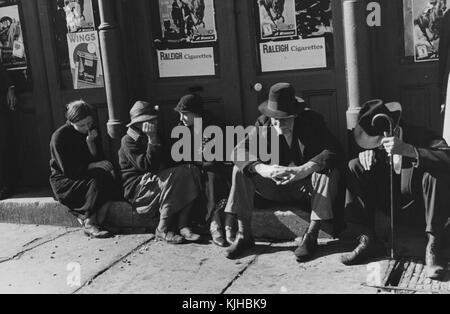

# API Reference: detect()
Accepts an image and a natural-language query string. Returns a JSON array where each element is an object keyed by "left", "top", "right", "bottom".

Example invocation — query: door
[
  {"left": 375, "top": 0, "right": 442, "bottom": 134},
  {"left": 235, "top": 0, "right": 349, "bottom": 146},
  {"left": 131, "top": 0, "right": 244, "bottom": 141},
  {"left": 0, "top": 0, "right": 54, "bottom": 189}
]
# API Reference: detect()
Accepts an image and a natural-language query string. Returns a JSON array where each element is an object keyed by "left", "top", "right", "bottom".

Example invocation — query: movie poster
[
  {"left": 405, "top": 0, "right": 448, "bottom": 62},
  {"left": 67, "top": 31, "right": 104, "bottom": 89},
  {"left": 63, "top": 0, "right": 95, "bottom": 33},
  {"left": 0, "top": 4, "right": 26, "bottom": 70},
  {"left": 258, "top": 0, "right": 297, "bottom": 40},
  {"left": 158, "top": 0, "right": 217, "bottom": 44}
]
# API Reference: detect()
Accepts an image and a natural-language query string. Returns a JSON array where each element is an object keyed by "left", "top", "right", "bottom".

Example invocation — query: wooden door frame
[{"left": 234, "top": 0, "right": 349, "bottom": 148}]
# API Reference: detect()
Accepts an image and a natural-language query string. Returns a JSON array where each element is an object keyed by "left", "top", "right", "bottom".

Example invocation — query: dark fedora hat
[
  {"left": 354, "top": 99, "right": 402, "bottom": 150},
  {"left": 127, "top": 101, "right": 159, "bottom": 128},
  {"left": 174, "top": 94, "right": 204, "bottom": 115},
  {"left": 259, "top": 83, "right": 305, "bottom": 119}
]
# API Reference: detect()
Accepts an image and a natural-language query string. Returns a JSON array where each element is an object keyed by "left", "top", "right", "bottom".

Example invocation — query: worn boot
[
  {"left": 210, "top": 213, "right": 227, "bottom": 247},
  {"left": 295, "top": 232, "right": 319, "bottom": 263},
  {"left": 341, "top": 234, "right": 385, "bottom": 266},
  {"left": 426, "top": 234, "right": 446, "bottom": 280},
  {"left": 225, "top": 214, "right": 237, "bottom": 246},
  {"left": 225, "top": 233, "right": 255, "bottom": 260}
]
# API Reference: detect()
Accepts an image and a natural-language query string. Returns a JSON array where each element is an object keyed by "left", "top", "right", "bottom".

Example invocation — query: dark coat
[
  {"left": 49, "top": 124, "right": 118, "bottom": 219},
  {"left": 118, "top": 128, "right": 165, "bottom": 202},
  {"left": 233, "top": 108, "right": 342, "bottom": 175},
  {"left": 439, "top": 10, "right": 450, "bottom": 104},
  {"left": 400, "top": 125, "right": 450, "bottom": 192},
  {"left": 0, "top": 63, "right": 11, "bottom": 112}
]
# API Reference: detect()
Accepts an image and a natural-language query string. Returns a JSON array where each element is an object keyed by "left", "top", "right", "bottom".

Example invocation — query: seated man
[
  {"left": 342, "top": 100, "right": 450, "bottom": 280},
  {"left": 224, "top": 83, "right": 342, "bottom": 261}
]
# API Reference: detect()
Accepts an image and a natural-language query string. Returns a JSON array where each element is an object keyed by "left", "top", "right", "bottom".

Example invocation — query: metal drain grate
[{"left": 365, "top": 259, "right": 450, "bottom": 294}]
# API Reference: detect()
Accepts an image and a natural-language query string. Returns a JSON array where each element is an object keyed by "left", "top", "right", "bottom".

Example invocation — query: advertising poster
[
  {"left": 296, "top": 0, "right": 333, "bottom": 38},
  {"left": 157, "top": 47, "right": 215, "bottom": 77},
  {"left": 408, "top": 0, "right": 448, "bottom": 62},
  {"left": 0, "top": 4, "right": 26, "bottom": 70},
  {"left": 67, "top": 31, "right": 104, "bottom": 89},
  {"left": 63, "top": 0, "right": 95, "bottom": 33},
  {"left": 158, "top": 0, "right": 217, "bottom": 44},
  {"left": 260, "top": 37, "right": 327, "bottom": 72},
  {"left": 258, "top": 0, "right": 297, "bottom": 40}
]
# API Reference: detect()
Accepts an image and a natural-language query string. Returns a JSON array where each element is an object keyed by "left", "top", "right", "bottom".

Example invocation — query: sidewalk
[{"left": 0, "top": 223, "right": 376, "bottom": 294}]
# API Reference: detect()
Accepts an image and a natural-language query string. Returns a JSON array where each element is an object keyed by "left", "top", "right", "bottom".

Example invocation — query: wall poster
[
  {"left": 67, "top": 31, "right": 104, "bottom": 89},
  {"left": 158, "top": 0, "right": 217, "bottom": 44},
  {"left": 157, "top": 47, "right": 215, "bottom": 78},
  {"left": 0, "top": 3, "right": 27, "bottom": 70},
  {"left": 404, "top": 0, "right": 449, "bottom": 62},
  {"left": 257, "top": 0, "right": 333, "bottom": 73},
  {"left": 64, "top": 0, "right": 96, "bottom": 33}
]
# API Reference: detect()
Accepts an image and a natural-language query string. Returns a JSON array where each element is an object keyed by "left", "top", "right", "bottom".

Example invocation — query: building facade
[{"left": 3, "top": 0, "right": 443, "bottom": 190}]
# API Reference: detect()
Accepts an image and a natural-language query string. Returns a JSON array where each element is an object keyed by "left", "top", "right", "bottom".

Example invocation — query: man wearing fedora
[
  {"left": 119, "top": 101, "right": 203, "bottom": 245},
  {"left": 224, "top": 83, "right": 342, "bottom": 261},
  {"left": 342, "top": 100, "right": 450, "bottom": 280}
]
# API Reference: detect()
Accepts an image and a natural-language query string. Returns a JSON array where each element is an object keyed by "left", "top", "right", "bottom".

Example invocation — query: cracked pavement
[{"left": 0, "top": 223, "right": 376, "bottom": 294}]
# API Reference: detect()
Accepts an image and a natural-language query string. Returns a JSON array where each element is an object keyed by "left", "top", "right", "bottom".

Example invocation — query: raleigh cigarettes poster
[
  {"left": 0, "top": 5, "right": 27, "bottom": 70},
  {"left": 158, "top": 0, "right": 217, "bottom": 43},
  {"left": 67, "top": 31, "right": 104, "bottom": 89},
  {"left": 258, "top": 0, "right": 297, "bottom": 40},
  {"left": 157, "top": 47, "right": 215, "bottom": 77},
  {"left": 260, "top": 37, "right": 326, "bottom": 72},
  {"left": 407, "top": 0, "right": 448, "bottom": 62},
  {"left": 64, "top": 0, "right": 95, "bottom": 33}
]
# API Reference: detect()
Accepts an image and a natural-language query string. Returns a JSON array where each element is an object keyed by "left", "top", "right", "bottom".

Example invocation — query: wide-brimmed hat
[
  {"left": 259, "top": 83, "right": 305, "bottom": 119},
  {"left": 354, "top": 99, "right": 402, "bottom": 150},
  {"left": 126, "top": 101, "right": 159, "bottom": 128},
  {"left": 174, "top": 94, "right": 204, "bottom": 115}
]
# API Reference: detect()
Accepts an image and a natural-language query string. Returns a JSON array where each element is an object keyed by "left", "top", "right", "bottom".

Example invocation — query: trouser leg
[
  {"left": 346, "top": 158, "right": 391, "bottom": 230},
  {"left": 422, "top": 172, "right": 450, "bottom": 236},
  {"left": 309, "top": 169, "right": 340, "bottom": 221}
]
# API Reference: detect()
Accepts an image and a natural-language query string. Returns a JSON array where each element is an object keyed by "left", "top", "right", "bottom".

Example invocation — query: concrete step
[{"left": 0, "top": 197, "right": 335, "bottom": 241}]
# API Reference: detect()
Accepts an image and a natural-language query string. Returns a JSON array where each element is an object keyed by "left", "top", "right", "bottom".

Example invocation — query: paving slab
[
  {"left": 224, "top": 241, "right": 378, "bottom": 294},
  {"left": 0, "top": 231, "right": 154, "bottom": 294},
  {"left": 78, "top": 241, "right": 262, "bottom": 294},
  {"left": 0, "top": 224, "right": 74, "bottom": 262}
]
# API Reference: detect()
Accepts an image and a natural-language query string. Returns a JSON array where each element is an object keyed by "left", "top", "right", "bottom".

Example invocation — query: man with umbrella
[{"left": 342, "top": 100, "right": 450, "bottom": 280}]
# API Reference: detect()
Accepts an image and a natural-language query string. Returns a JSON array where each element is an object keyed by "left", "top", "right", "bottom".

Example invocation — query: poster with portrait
[
  {"left": 158, "top": 0, "right": 217, "bottom": 44},
  {"left": 404, "top": 0, "right": 448, "bottom": 62},
  {"left": 63, "top": 0, "right": 95, "bottom": 33},
  {"left": 0, "top": 4, "right": 27, "bottom": 70},
  {"left": 67, "top": 31, "right": 104, "bottom": 89},
  {"left": 258, "top": 0, "right": 297, "bottom": 40}
]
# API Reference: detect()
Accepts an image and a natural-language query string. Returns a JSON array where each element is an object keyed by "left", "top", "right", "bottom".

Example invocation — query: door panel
[
  {"left": 376, "top": 0, "right": 442, "bottom": 133},
  {"left": 235, "top": 0, "right": 348, "bottom": 146},
  {"left": 141, "top": 0, "right": 243, "bottom": 139}
]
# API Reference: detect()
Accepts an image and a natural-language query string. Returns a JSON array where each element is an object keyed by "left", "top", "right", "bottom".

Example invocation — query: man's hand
[
  {"left": 381, "top": 137, "right": 416, "bottom": 158},
  {"left": 7, "top": 86, "right": 17, "bottom": 111},
  {"left": 142, "top": 121, "right": 159, "bottom": 144},
  {"left": 86, "top": 129, "right": 98, "bottom": 143},
  {"left": 359, "top": 150, "right": 376, "bottom": 171},
  {"left": 276, "top": 162, "right": 320, "bottom": 186},
  {"left": 254, "top": 164, "right": 290, "bottom": 182},
  {"left": 89, "top": 160, "right": 114, "bottom": 172}
]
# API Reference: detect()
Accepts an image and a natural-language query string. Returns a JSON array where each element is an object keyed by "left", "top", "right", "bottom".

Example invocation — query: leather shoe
[
  {"left": 156, "top": 229, "right": 185, "bottom": 245},
  {"left": 225, "top": 236, "right": 255, "bottom": 260},
  {"left": 341, "top": 234, "right": 385, "bottom": 266},
  {"left": 210, "top": 222, "right": 227, "bottom": 247},
  {"left": 426, "top": 236, "right": 446, "bottom": 280},
  {"left": 225, "top": 226, "right": 237, "bottom": 246},
  {"left": 180, "top": 227, "right": 202, "bottom": 243},
  {"left": 295, "top": 233, "right": 319, "bottom": 263},
  {"left": 83, "top": 224, "right": 113, "bottom": 239}
]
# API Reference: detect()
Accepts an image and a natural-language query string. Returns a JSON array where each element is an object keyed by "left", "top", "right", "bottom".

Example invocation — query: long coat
[{"left": 49, "top": 124, "right": 118, "bottom": 220}]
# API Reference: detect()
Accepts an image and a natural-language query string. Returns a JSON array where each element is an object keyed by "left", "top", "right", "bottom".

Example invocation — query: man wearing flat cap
[
  {"left": 224, "top": 83, "right": 342, "bottom": 261},
  {"left": 342, "top": 100, "right": 450, "bottom": 280}
]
